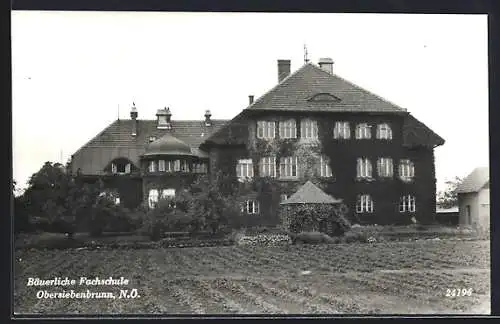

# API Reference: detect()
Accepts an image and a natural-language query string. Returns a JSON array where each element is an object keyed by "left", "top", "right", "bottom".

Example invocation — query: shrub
[
  {"left": 289, "top": 231, "right": 335, "bottom": 245},
  {"left": 236, "top": 233, "right": 291, "bottom": 246},
  {"left": 341, "top": 231, "right": 371, "bottom": 244}
]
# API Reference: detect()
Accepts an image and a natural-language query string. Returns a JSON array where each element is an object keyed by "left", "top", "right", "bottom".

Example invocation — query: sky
[{"left": 11, "top": 11, "right": 489, "bottom": 193}]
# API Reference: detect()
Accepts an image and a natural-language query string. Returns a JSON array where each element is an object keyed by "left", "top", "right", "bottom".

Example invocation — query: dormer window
[
  {"left": 307, "top": 93, "right": 341, "bottom": 102},
  {"left": 110, "top": 159, "right": 132, "bottom": 174},
  {"left": 156, "top": 107, "right": 172, "bottom": 130}
]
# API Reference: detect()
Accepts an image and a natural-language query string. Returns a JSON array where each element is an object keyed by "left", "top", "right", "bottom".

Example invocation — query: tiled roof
[
  {"left": 246, "top": 62, "right": 408, "bottom": 113},
  {"left": 71, "top": 119, "right": 228, "bottom": 175},
  {"left": 281, "top": 181, "right": 342, "bottom": 205},
  {"left": 402, "top": 114, "right": 445, "bottom": 148},
  {"left": 456, "top": 167, "right": 489, "bottom": 194}
]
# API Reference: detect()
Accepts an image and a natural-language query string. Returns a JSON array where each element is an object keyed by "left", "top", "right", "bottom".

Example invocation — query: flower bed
[{"left": 236, "top": 233, "right": 292, "bottom": 247}]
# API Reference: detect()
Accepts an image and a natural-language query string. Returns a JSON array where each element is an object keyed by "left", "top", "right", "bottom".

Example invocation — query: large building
[{"left": 70, "top": 57, "right": 445, "bottom": 225}]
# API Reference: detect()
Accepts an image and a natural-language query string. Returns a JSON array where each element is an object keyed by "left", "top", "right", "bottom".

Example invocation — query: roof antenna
[{"left": 304, "top": 44, "right": 309, "bottom": 64}]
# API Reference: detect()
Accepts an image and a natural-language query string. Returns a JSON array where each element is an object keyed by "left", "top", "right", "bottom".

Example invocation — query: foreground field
[{"left": 14, "top": 240, "right": 490, "bottom": 315}]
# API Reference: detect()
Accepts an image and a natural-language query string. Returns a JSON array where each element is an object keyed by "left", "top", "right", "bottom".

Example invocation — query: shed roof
[{"left": 280, "top": 180, "right": 342, "bottom": 205}]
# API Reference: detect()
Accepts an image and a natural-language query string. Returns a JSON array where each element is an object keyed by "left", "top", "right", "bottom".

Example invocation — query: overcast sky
[{"left": 11, "top": 11, "right": 488, "bottom": 192}]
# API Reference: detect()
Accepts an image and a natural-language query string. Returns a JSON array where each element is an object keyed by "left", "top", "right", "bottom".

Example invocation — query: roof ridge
[
  {"left": 309, "top": 63, "right": 408, "bottom": 113},
  {"left": 135, "top": 119, "right": 230, "bottom": 122},
  {"left": 245, "top": 62, "right": 313, "bottom": 111}
]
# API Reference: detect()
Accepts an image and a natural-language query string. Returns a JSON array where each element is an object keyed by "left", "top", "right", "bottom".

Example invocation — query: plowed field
[{"left": 13, "top": 240, "right": 490, "bottom": 315}]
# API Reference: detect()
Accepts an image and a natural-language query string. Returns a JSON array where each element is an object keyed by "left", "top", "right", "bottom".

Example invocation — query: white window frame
[
  {"left": 334, "top": 121, "right": 351, "bottom": 139},
  {"left": 111, "top": 163, "right": 117, "bottom": 174},
  {"left": 356, "top": 194, "right": 374, "bottom": 213},
  {"left": 125, "top": 163, "right": 131, "bottom": 174},
  {"left": 174, "top": 160, "right": 181, "bottom": 172},
  {"left": 319, "top": 156, "right": 333, "bottom": 178},
  {"left": 279, "top": 119, "right": 297, "bottom": 139},
  {"left": 377, "top": 157, "right": 393, "bottom": 178},
  {"left": 399, "top": 159, "right": 415, "bottom": 181},
  {"left": 376, "top": 123, "right": 393, "bottom": 140},
  {"left": 279, "top": 156, "right": 298, "bottom": 178},
  {"left": 260, "top": 156, "right": 276, "bottom": 178},
  {"left": 242, "top": 200, "right": 260, "bottom": 214},
  {"left": 300, "top": 119, "right": 318, "bottom": 139},
  {"left": 158, "top": 160, "right": 166, "bottom": 172},
  {"left": 357, "top": 158, "right": 372, "bottom": 179},
  {"left": 114, "top": 197, "right": 120, "bottom": 205},
  {"left": 355, "top": 123, "right": 371, "bottom": 139},
  {"left": 148, "top": 189, "right": 159, "bottom": 209},
  {"left": 148, "top": 161, "right": 156, "bottom": 173},
  {"left": 236, "top": 159, "right": 254, "bottom": 180},
  {"left": 399, "top": 195, "right": 416, "bottom": 213},
  {"left": 257, "top": 121, "right": 276, "bottom": 139}
]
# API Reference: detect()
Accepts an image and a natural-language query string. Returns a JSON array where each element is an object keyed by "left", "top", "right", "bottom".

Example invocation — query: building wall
[
  {"left": 458, "top": 192, "right": 478, "bottom": 226},
  {"left": 207, "top": 111, "right": 438, "bottom": 226},
  {"left": 477, "top": 187, "right": 490, "bottom": 231}
]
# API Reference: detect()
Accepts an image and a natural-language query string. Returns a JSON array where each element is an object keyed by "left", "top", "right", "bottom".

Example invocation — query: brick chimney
[
  {"left": 277, "top": 59, "right": 291, "bottom": 83},
  {"left": 156, "top": 107, "right": 172, "bottom": 130},
  {"left": 204, "top": 109, "right": 212, "bottom": 126},
  {"left": 130, "top": 102, "right": 138, "bottom": 136},
  {"left": 249, "top": 95, "right": 254, "bottom": 105},
  {"left": 318, "top": 58, "right": 334, "bottom": 74}
]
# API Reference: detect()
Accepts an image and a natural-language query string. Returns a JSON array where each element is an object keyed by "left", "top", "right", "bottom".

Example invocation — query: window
[
  {"left": 158, "top": 160, "right": 166, "bottom": 172},
  {"left": 114, "top": 197, "right": 120, "bottom": 205},
  {"left": 260, "top": 157, "right": 276, "bottom": 177},
  {"left": 242, "top": 200, "right": 260, "bottom": 214},
  {"left": 180, "top": 160, "right": 189, "bottom": 172},
  {"left": 376, "top": 123, "right": 392, "bottom": 140},
  {"left": 399, "top": 159, "right": 415, "bottom": 181},
  {"left": 149, "top": 136, "right": 157, "bottom": 143},
  {"left": 165, "top": 160, "right": 173, "bottom": 172},
  {"left": 356, "top": 194, "right": 374, "bottom": 213},
  {"left": 334, "top": 122, "right": 350, "bottom": 139},
  {"left": 193, "top": 162, "right": 207, "bottom": 174},
  {"left": 399, "top": 195, "right": 416, "bottom": 213},
  {"left": 280, "top": 194, "right": 288, "bottom": 202},
  {"left": 148, "top": 161, "right": 157, "bottom": 173},
  {"left": 257, "top": 121, "right": 275, "bottom": 139},
  {"left": 357, "top": 158, "right": 372, "bottom": 179},
  {"left": 355, "top": 123, "right": 371, "bottom": 139},
  {"left": 236, "top": 159, "right": 253, "bottom": 180},
  {"left": 319, "top": 156, "right": 333, "bottom": 177},
  {"left": 161, "top": 188, "right": 176, "bottom": 199},
  {"left": 300, "top": 119, "right": 318, "bottom": 139},
  {"left": 161, "top": 188, "right": 176, "bottom": 208},
  {"left": 111, "top": 162, "right": 131, "bottom": 174},
  {"left": 279, "top": 119, "right": 297, "bottom": 139},
  {"left": 174, "top": 160, "right": 181, "bottom": 172},
  {"left": 148, "top": 189, "right": 159, "bottom": 209},
  {"left": 377, "top": 158, "right": 393, "bottom": 178},
  {"left": 280, "top": 156, "right": 298, "bottom": 178}
]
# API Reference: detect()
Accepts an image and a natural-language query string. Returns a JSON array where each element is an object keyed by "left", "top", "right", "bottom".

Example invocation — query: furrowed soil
[{"left": 13, "top": 240, "right": 490, "bottom": 315}]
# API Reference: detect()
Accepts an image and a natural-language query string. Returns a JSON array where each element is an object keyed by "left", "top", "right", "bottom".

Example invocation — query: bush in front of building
[{"left": 282, "top": 203, "right": 351, "bottom": 237}]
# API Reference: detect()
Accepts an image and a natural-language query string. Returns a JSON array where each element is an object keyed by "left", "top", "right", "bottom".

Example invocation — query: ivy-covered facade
[{"left": 69, "top": 57, "right": 444, "bottom": 226}]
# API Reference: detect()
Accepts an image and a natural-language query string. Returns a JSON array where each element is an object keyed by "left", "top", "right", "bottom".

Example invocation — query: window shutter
[
  {"left": 125, "top": 163, "right": 131, "bottom": 173},
  {"left": 255, "top": 201, "right": 260, "bottom": 214},
  {"left": 367, "top": 159, "right": 372, "bottom": 177}
]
